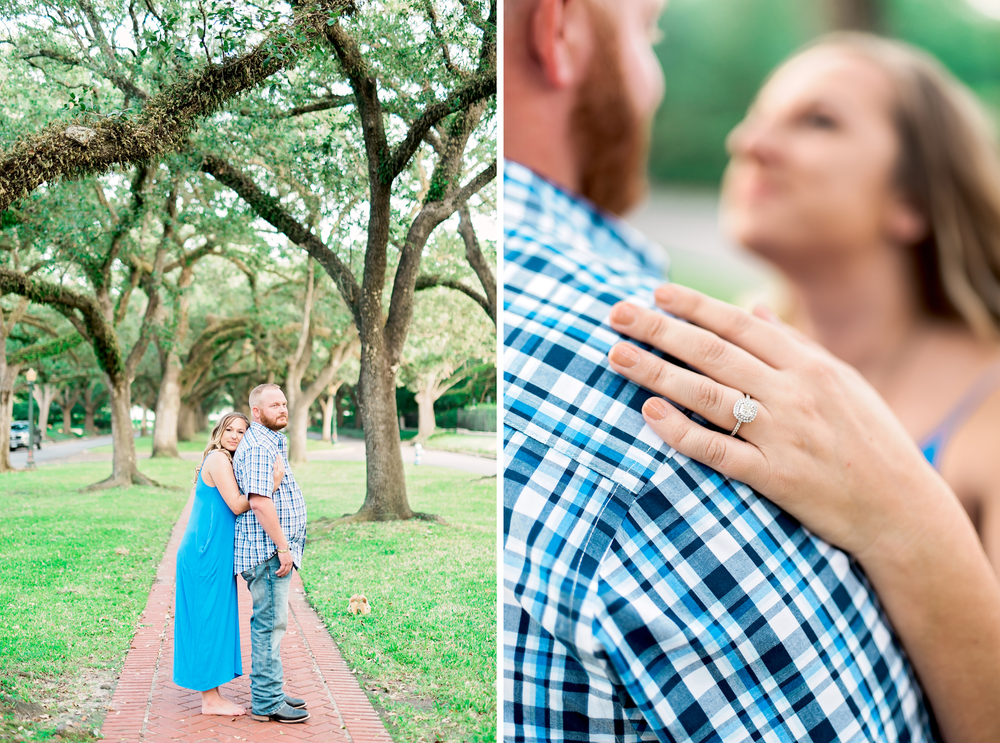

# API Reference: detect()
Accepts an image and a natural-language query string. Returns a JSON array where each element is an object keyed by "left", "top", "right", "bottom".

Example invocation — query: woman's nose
[{"left": 727, "top": 115, "right": 781, "bottom": 163}]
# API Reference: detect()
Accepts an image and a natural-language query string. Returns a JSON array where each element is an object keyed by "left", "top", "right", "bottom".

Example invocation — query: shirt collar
[
  {"left": 249, "top": 421, "right": 286, "bottom": 449},
  {"left": 503, "top": 159, "right": 669, "bottom": 278}
]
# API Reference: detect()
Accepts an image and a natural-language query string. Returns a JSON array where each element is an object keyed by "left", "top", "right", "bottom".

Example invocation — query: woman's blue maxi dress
[{"left": 173, "top": 462, "right": 242, "bottom": 690}]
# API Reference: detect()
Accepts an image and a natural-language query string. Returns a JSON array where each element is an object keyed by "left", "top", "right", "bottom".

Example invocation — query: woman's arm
[
  {"left": 273, "top": 456, "right": 284, "bottom": 492},
  {"left": 606, "top": 283, "right": 1000, "bottom": 743},
  {"left": 204, "top": 452, "right": 252, "bottom": 515}
]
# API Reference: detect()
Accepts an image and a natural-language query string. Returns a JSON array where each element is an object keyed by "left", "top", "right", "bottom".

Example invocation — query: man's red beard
[
  {"left": 259, "top": 409, "right": 287, "bottom": 432},
  {"left": 570, "top": 2, "right": 649, "bottom": 216}
]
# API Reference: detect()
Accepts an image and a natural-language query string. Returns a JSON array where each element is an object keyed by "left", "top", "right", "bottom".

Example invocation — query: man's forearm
[{"left": 249, "top": 495, "right": 289, "bottom": 550}]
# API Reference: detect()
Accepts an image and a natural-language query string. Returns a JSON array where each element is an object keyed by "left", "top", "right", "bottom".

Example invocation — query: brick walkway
[{"left": 101, "top": 497, "right": 392, "bottom": 743}]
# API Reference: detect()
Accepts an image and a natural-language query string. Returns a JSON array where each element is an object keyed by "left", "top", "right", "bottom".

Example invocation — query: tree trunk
[
  {"left": 152, "top": 351, "right": 182, "bottom": 457},
  {"left": 336, "top": 386, "right": 349, "bottom": 429},
  {"left": 353, "top": 376, "right": 364, "bottom": 431},
  {"left": 58, "top": 384, "right": 81, "bottom": 435},
  {"left": 288, "top": 398, "right": 311, "bottom": 464},
  {"left": 83, "top": 405, "right": 97, "bottom": 435},
  {"left": 0, "top": 354, "right": 22, "bottom": 472},
  {"left": 347, "top": 335, "right": 413, "bottom": 521},
  {"left": 178, "top": 402, "right": 198, "bottom": 441},
  {"left": 415, "top": 387, "right": 437, "bottom": 442},
  {"left": 33, "top": 383, "right": 57, "bottom": 441},
  {"left": 140, "top": 407, "right": 148, "bottom": 437},
  {"left": 62, "top": 402, "right": 74, "bottom": 435},
  {"left": 321, "top": 385, "right": 340, "bottom": 443},
  {"left": 84, "top": 374, "right": 156, "bottom": 490}
]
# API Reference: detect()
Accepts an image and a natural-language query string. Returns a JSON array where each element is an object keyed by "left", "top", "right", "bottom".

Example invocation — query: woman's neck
[{"left": 781, "top": 246, "right": 926, "bottom": 391}]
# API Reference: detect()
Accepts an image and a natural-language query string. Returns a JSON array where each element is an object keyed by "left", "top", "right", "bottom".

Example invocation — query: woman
[
  {"left": 714, "top": 33, "right": 1000, "bottom": 564},
  {"left": 173, "top": 411, "right": 283, "bottom": 715},
  {"left": 606, "top": 34, "right": 1000, "bottom": 743}
]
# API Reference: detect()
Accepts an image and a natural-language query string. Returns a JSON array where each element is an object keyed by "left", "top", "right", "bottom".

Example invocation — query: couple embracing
[
  {"left": 172, "top": 383, "right": 309, "bottom": 724},
  {"left": 505, "top": 0, "right": 1000, "bottom": 741}
]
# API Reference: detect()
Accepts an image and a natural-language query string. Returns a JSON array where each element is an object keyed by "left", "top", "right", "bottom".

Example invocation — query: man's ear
[{"left": 528, "top": 0, "right": 593, "bottom": 89}]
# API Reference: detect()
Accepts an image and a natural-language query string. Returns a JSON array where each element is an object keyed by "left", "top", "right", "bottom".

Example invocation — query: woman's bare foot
[{"left": 201, "top": 688, "right": 247, "bottom": 716}]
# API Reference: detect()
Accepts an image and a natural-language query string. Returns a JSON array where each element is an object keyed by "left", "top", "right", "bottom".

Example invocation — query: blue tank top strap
[{"left": 920, "top": 358, "right": 1000, "bottom": 469}]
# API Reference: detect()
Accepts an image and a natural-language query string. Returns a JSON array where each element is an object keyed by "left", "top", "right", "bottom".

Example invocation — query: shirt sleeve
[{"left": 242, "top": 443, "right": 277, "bottom": 498}]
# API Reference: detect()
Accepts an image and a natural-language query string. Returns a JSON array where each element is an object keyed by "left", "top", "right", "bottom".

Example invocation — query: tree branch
[
  {"left": 383, "top": 159, "right": 496, "bottom": 360},
  {"left": 0, "top": 267, "right": 123, "bottom": 377},
  {"left": 199, "top": 153, "right": 361, "bottom": 313},
  {"left": 386, "top": 74, "right": 495, "bottom": 179},
  {"left": 8, "top": 332, "right": 85, "bottom": 365},
  {"left": 457, "top": 206, "right": 495, "bottom": 325},
  {"left": 322, "top": 22, "right": 389, "bottom": 188},
  {"left": 280, "top": 94, "right": 354, "bottom": 118},
  {"left": 414, "top": 274, "right": 491, "bottom": 318},
  {"left": 0, "top": 0, "right": 354, "bottom": 212}
]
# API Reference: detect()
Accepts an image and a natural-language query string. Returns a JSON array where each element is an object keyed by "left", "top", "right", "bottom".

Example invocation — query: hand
[
  {"left": 272, "top": 457, "right": 285, "bottom": 492},
  {"left": 606, "top": 283, "right": 956, "bottom": 563},
  {"left": 276, "top": 549, "right": 293, "bottom": 577}
]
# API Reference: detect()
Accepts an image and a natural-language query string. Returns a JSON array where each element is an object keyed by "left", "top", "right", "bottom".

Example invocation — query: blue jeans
[{"left": 241, "top": 554, "right": 292, "bottom": 715}]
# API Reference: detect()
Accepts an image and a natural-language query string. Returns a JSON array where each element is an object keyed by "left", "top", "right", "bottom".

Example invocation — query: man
[
  {"left": 233, "top": 383, "right": 309, "bottom": 724},
  {"left": 503, "top": 1, "right": 934, "bottom": 741}
]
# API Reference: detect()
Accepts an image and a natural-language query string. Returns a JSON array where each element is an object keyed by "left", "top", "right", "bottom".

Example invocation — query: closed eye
[{"left": 802, "top": 111, "right": 838, "bottom": 130}]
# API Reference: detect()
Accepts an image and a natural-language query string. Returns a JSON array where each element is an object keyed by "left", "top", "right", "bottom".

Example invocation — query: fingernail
[
  {"left": 754, "top": 304, "right": 779, "bottom": 323},
  {"left": 609, "top": 343, "right": 639, "bottom": 368},
  {"left": 654, "top": 284, "right": 675, "bottom": 305},
  {"left": 609, "top": 302, "right": 636, "bottom": 325},
  {"left": 644, "top": 398, "right": 668, "bottom": 420}
]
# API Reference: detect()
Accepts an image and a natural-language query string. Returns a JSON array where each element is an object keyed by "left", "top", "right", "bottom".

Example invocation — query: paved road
[
  {"left": 308, "top": 437, "right": 497, "bottom": 476},
  {"left": 8, "top": 434, "right": 113, "bottom": 468},
  {"left": 8, "top": 433, "right": 497, "bottom": 477}
]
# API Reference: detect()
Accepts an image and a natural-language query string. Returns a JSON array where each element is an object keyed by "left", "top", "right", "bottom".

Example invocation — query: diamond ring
[{"left": 731, "top": 394, "right": 758, "bottom": 437}]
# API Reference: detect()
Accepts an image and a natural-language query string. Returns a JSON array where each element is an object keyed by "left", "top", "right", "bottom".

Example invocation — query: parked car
[{"left": 9, "top": 421, "right": 40, "bottom": 450}]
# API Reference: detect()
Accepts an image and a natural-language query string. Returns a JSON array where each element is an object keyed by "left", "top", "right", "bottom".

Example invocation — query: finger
[
  {"left": 653, "top": 284, "right": 804, "bottom": 369},
  {"left": 608, "top": 302, "right": 771, "bottom": 396},
  {"left": 642, "top": 397, "right": 767, "bottom": 484},
  {"left": 752, "top": 304, "right": 824, "bottom": 351},
  {"left": 609, "top": 341, "right": 771, "bottom": 436}
]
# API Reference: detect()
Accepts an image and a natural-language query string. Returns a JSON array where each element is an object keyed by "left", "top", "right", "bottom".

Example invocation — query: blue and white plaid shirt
[
  {"left": 233, "top": 422, "right": 307, "bottom": 574},
  {"left": 502, "top": 160, "right": 936, "bottom": 743}
]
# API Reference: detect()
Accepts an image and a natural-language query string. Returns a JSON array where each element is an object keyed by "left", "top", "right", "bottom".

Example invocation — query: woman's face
[
  {"left": 221, "top": 418, "right": 247, "bottom": 453},
  {"left": 721, "top": 48, "right": 917, "bottom": 267}
]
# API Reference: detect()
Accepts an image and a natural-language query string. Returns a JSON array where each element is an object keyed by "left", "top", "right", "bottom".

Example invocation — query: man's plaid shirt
[
  {"left": 502, "top": 160, "right": 936, "bottom": 743},
  {"left": 233, "top": 422, "right": 307, "bottom": 574}
]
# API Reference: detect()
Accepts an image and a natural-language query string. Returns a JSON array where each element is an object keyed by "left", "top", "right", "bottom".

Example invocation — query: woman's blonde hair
[
  {"left": 202, "top": 411, "right": 251, "bottom": 461},
  {"left": 801, "top": 33, "right": 1000, "bottom": 338}
]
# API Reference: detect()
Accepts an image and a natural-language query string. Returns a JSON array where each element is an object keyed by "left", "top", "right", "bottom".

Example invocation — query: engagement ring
[{"left": 731, "top": 394, "right": 758, "bottom": 437}]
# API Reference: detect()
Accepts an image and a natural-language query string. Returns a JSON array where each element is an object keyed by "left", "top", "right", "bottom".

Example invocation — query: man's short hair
[{"left": 249, "top": 383, "right": 282, "bottom": 411}]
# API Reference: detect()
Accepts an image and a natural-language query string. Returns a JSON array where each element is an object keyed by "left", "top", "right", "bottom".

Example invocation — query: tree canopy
[{"left": 0, "top": 0, "right": 497, "bottom": 508}]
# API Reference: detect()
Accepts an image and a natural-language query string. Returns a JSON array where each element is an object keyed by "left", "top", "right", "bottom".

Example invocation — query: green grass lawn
[
  {"left": 88, "top": 434, "right": 209, "bottom": 455},
  {"left": 425, "top": 432, "right": 496, "bottom": 457},
  {"left": 41, "top": 429, "right": 81, "bottom": 443},
  {"left": 0, "top": 459, "right": 192, "bottom": 742},
  {"left": 295, "top": 461, "right": 497, "bottom": 742},
  {"left": 0, "top": 456, "right": 497, "bottom": 743}
]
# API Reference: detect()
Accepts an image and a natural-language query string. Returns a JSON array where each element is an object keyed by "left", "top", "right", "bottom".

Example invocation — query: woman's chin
[{"left": 727, "top": 226, "right": 804, "bottom": 267}]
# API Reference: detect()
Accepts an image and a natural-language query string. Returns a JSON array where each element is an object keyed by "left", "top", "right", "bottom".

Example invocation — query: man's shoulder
[
  {"left": 504, "top": 238, "right": 674, "bottom": 494},
  {"left": 504, "top": 160, "right": 669, "bottom": 282},
  {"left": 233, "top": 426, "right": 277, "bottom": 462}
]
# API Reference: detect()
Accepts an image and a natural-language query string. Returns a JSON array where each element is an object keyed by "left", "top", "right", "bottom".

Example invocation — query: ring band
[{"left": 731, "top": 393, "right": 758, "bottom": 437}]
